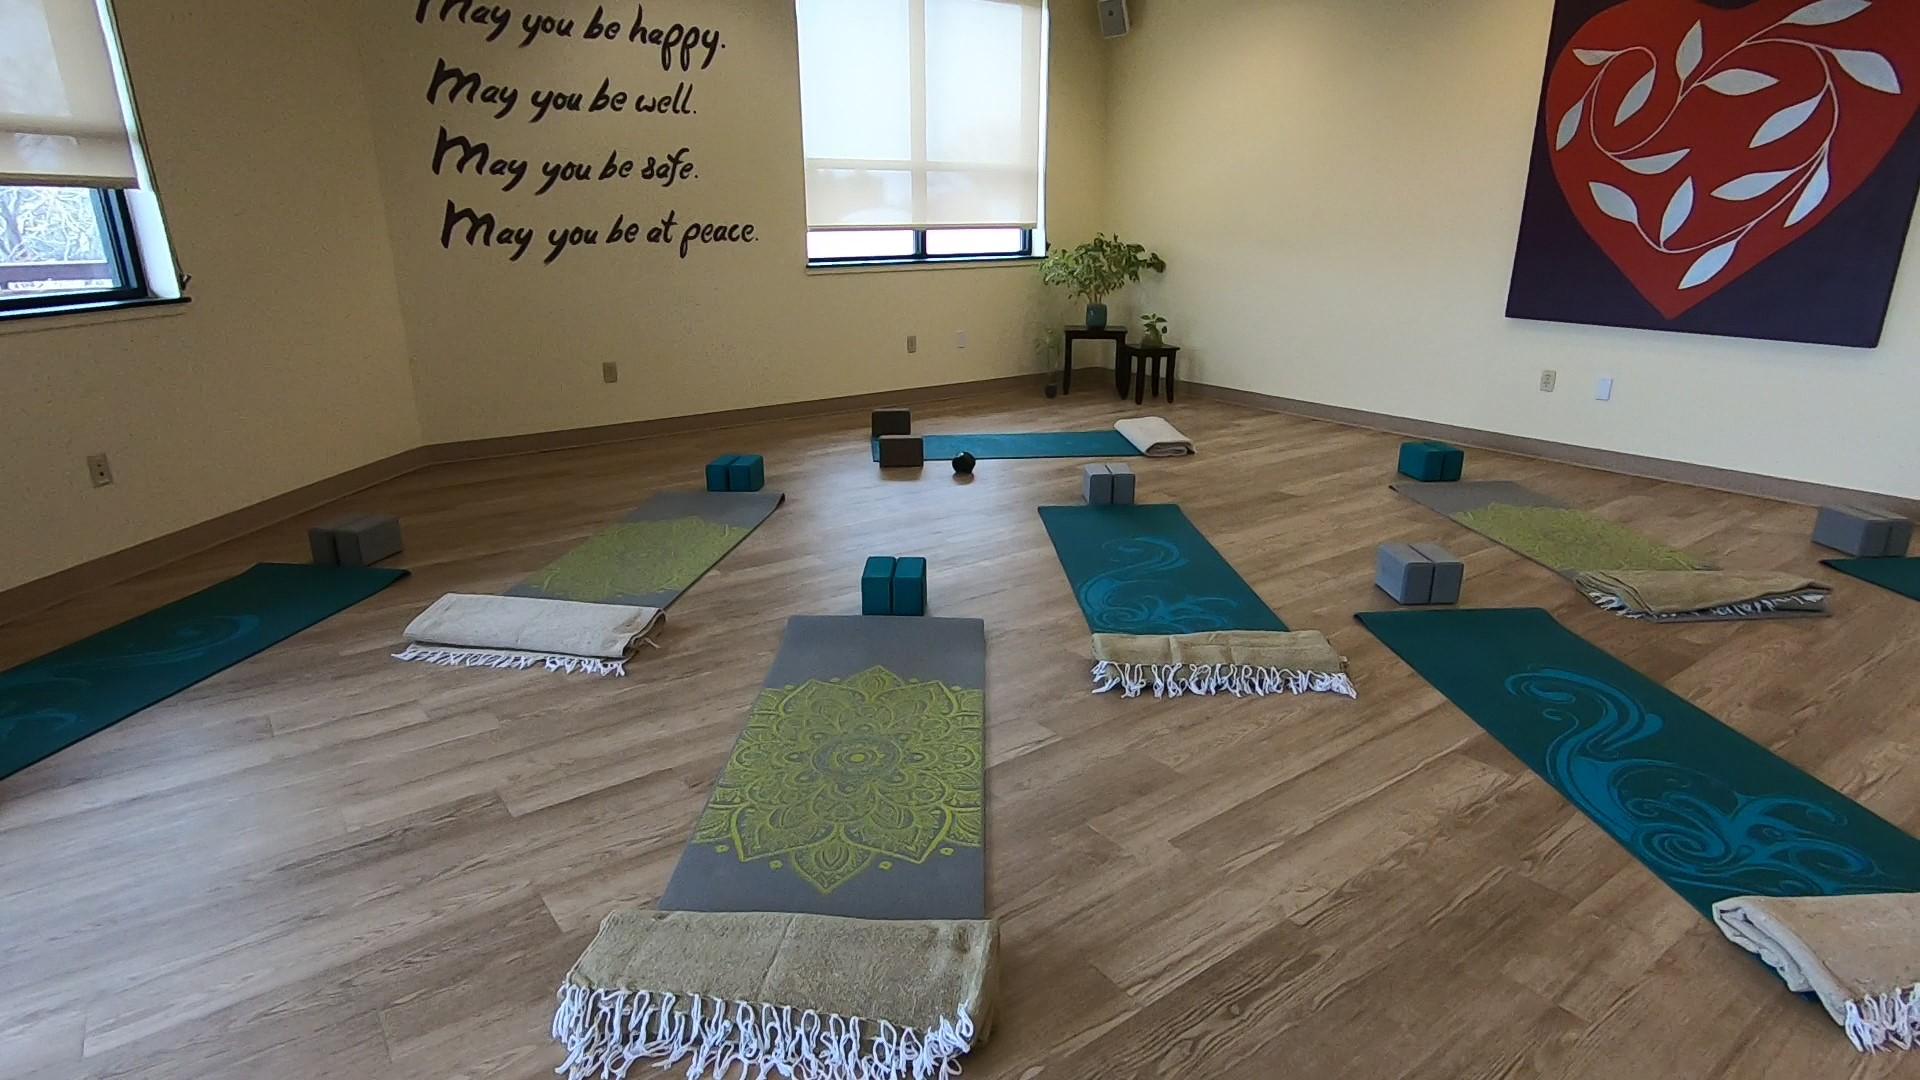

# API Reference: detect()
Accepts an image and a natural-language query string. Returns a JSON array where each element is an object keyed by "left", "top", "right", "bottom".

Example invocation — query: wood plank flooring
[{"left": 3, "top": 387, "right": 1917, "bottom": 1079}]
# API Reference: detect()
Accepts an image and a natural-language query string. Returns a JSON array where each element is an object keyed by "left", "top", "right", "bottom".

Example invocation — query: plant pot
[
  {"left": 1142, "top": 333, "right": 1164, "bottom": 348},
  {"left": 1084, "top": 303, "right": 1108, "bottom": 330}
]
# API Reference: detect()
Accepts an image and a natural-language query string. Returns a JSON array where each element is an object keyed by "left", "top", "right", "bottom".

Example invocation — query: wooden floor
[{"left": 3, "top": 387, "right": 1918, "bottom": 1079}]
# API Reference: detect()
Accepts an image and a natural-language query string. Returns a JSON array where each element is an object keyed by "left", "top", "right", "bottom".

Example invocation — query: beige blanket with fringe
[
  {"left": 1713, "top": 893, "right": 1920, "bottom": 1053},
  {"left": 554, "top": 909, "right": 997, "bottom": 1079},
  {"left": 1090, "top": 629, "right": 1355, "bottom": 699},
  {"left": 1573, "top": 570, "right": 1831, "bottom": 619},
  {"left": 394, "top": 593, "right": 663, "bottom": 677}
]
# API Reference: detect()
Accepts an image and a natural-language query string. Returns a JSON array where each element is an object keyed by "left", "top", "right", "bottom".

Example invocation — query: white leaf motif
[
  {"left": 1704, "top": 69, "right": 1780, "bottom": 96},
  {"left": 1751, "top": 92, "right": 1824, "bottom": 148},
  {"left": 1556, "top": 99, "right": 1585, "bottom": 150},
  {"left": 1589, "top": 182, "right": 1640, "bottom": 223},
  {"left": 1617, "top": 69, "right": 1657, "bottom": 125},
  {"left": 1575, "top": 48, "right": 1619, "bottom": 66},
  {"left": 1678, "top": 22, "right": 1704, "bottom": 81},
  {"left": 1661, "top": 178, "right": 1694, "bottom": 243},
  {"left": 1680, "top": 239, "right": 1740, "bottom": 290},
  {"left": 1712, "top": 169, "right": 1800, "bottom": 200},
  {"left": 1787, "top": 159, "right": 1831, "bottom": 226},
  {"left": 1621, "top": 149, "right": 1691, "bottom": 175},
  {"left": 1781, "top": 0, "right": 1872, "bottom": 27},
  {"left": 1832, "top": 49, "right": 1901, "bottom": 94}
]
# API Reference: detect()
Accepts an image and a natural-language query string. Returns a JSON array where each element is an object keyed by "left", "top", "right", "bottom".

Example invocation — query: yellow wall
[
  {"left": 0, "top": 1, "right": 422, "bottom": 593},
  {"left": 1105, "top": 0, "right": 1920, "bottom": 499},
  {"left": 352, "top": 0, "right": 1109, "bottom": 443}
]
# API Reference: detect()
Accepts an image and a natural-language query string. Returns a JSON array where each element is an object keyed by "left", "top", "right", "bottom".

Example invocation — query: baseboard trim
[
  {"left": 1186, "top": 381, "right": 1920, "bottom": 518},
  {"left": 0, "top": 373, "right": 1044, "bottom": 625}
]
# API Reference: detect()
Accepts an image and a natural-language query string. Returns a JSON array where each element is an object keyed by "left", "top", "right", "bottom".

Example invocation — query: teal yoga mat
[
  {"left": 1358, "top": 607, "right": 1920, "bottom": 915},
  {"left": 1822, "top": 557, "right": 1920, "bottom": 602},
  {"left": 0, "top": 563, "right": 408, "bottom": 780},
  {"left": 871, "top": 430, "right": 1140, "bottom": 461},
  {"left": 1039, "top": 504, "right": 1287, "bottom": 635}
]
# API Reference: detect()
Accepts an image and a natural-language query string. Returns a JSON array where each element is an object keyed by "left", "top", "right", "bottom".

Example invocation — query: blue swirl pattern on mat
[
  {"left": 1510, "top": 668, "right": 1902, "bottom": 899},
  {"left": 1076, "top": 537, "right": 1245, "bottom": 635},
  {"left": 1039, "top": 505, "right": 1288, "bottom": 636}
]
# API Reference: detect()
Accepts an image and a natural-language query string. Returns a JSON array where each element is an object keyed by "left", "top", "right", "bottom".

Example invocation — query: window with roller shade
[
  {"left": 1, "top": 0, "right": 176, "bottom": 317},
  {"left": 796, "top": 0, "right": 1047, "bottom": 265}
]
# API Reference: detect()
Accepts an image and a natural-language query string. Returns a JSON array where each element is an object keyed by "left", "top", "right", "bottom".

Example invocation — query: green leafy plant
[
  {"left": 1039, "top": 233, "right": 1166, "bottom": 306},
  {"left": 1140, "top": 312, "right": 1168, "bottom": 346}
]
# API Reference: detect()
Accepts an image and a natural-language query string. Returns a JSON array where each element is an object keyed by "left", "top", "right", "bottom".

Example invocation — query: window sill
[
  {"left": 0, "top": 295, "right": 191, "bottom": 336},
  {"left": 806, "top": 256, "right": 1042, "bottom": 276}
]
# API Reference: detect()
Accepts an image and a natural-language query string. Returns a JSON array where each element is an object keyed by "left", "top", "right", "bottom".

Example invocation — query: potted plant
[
  {"left": 1040, "top": 233, "right": 1166, "bottom": 330},
  {"left": 1140, "top": 312, "right": 1169, "bottom": 347}
]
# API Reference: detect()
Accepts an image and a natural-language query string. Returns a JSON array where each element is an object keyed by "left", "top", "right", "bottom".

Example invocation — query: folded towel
[
  {"left": 553, "top": 909, "right": 998, "bottom": 1080},
  {"left": 1090, "top": 629, "right": 1355, "bottom": 698},
  {"left": 1115, "top": 416, "right": 1194, "bottom": 457},
  {"left": 1714, "top": 893, "right": 1920, "bottom": 1053},
  {"left": 393, "top": 593, "right": 663, "bottom": 677},
  {"left": 1574, "top": 570, "right": 1830, "bottom": 620}
]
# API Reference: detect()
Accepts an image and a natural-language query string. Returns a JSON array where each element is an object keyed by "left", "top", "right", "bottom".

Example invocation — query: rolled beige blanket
[
  {"left": 1574, "top": 570, "right": 1830, "bottom": 619},
  {"left": 1713, "top": 893, "right": 1920, "bottom": 1053},
  {"left": 393, "top": 592, "right": 663, "bottom": 677},
  {"left": 1090, "top": 629, "right": 1355, "bottom": 699},
  {"left": 1114, "top": 416, "right": 1194, "bottom": 457},
  {"left": 553, "top": 909, "right": 998, "bottom": 1079}
]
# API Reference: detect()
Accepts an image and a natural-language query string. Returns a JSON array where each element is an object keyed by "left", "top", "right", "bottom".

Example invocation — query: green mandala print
[
  {"left": 1453, "top": 504, "right": 1707, "bottom": 574},
  {"left": 695, "top": 666, "right": 984, "bottom": 894},
  {"left": 524, "top": 518, "right": 750, "bottom": 601}
]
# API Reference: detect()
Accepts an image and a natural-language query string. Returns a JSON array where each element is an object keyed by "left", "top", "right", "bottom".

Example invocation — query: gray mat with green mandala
[{"left": 551, "top": 615, "right": 997, "bottom": 1080}]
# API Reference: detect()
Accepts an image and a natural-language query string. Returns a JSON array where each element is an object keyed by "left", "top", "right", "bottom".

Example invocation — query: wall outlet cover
[
  {"left": 1539, "top": 369, "right": 1558, "bottom": 393},
  {"left": 87, "top": 453, "right": 114, "bottom": 488},
  {"left": 601, "top": 362, "right": 619, "bottom": 384}
]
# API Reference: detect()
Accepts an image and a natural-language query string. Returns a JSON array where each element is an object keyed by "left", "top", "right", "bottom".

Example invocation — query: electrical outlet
[
  {"left": 954, "top": 330, "right": 968, "bottom": 350},
  {"left": 1595, "top": 376, "right": 1614, "bottom": 401},
  {"left": 87, "top": 453, "right": 114, "bottom": 488},
  {"left": 601, "top": 362, "right": 619, "bottom": 384},
  {"left": 1539, "top": 369, "right": 1558, "bottom": 393},
  {"left": 906, "top": 335, "right": 918, "bottom": 355}
]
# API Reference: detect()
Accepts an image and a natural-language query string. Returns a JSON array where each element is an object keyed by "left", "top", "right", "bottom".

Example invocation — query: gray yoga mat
[
  {"left": 505, "top": 490, "right": 783, "bottom": 610},
  {"left": 1395, "top": 480, "right": 1827, "bottom": 622},
  {"left": 662, "top": 615, "right": 987, "bottom": 921}
]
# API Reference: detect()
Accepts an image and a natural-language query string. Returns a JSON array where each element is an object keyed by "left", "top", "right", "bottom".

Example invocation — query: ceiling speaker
[{"left": 1097, "top": 0, "right": 1129, "bottom": 39}]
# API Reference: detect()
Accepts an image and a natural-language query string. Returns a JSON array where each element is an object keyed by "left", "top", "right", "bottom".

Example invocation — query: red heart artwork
[{"left": 1547, "top": 0, "right": 1920, "bottom": 318}]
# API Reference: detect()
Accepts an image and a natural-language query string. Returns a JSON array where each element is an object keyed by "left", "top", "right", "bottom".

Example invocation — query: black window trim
[
  {"left": 807, "top": 227, "right": 1038, "bottom": 268},
  {"left": 0, "top": 187, "right": 153, "bottom": 318}
]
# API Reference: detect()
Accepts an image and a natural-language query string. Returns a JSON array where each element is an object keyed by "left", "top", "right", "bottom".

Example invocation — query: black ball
[{"left": 952, "top": 452, "right": 977, "bottom": 476}]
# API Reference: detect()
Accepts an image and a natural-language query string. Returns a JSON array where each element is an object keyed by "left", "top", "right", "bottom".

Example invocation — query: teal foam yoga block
[
  {"left": 862, "top": 557, "right": 896, "bottom": 615},
  {"left": 727, "top": 454, "right": 766, "bottom": 492},
  {"left": 706, "top": 455, "right": 739, "bottom": 492},
  {"left": 1398, "top": 441, "right": 1464, "bottom": 482},
  {"left": 892, "top": 557, "right": 927, "bottom": 616}
]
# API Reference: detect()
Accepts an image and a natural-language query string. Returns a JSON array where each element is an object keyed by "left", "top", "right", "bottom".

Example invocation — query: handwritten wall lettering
[{"left": 412, "top": 3, "right": 753, "bottom": 267}]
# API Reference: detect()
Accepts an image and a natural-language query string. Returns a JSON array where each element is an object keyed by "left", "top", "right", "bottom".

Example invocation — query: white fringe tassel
[
  {"left": 391, "top": 645, "right": 628, "bottom": 678},
  {"left": 1845, "top": 984, "right": 1920, "bottom": 1053},
  {"left": 550, "top": 985, "right": 977, "bottom": 1080},
  {"left": 1091, "top": 661, "right": 1357, "bottom": 700},
  {"left": 1583, "top": 590, "right": 1831, "bottom": 622}
]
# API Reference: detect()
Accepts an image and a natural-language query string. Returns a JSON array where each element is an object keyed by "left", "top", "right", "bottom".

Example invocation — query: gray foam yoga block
[
  {"left": 1410, "top": 542, "right": 1463, "bottom": 605},
  {"left": 1887, "top": 517, "right": 1914, "bottom": 558},
  {"left": 1814, "top": 505, "right": 1900, "bottom": 557},
  {"left": 1107, "top": 463, "right": 1136, "bottom": 505},
  {"left": 307, "top": 519, "right": 348, "bottom": 566},
  {"left": 332, "top": 514, "right": 404, "bottom": 567},
  {"left": 1082, "top": 464, "right": 1114, "bottom": 505},
  {"left": 1376, "top": 542, "right": 1435, "bottom": 605}
]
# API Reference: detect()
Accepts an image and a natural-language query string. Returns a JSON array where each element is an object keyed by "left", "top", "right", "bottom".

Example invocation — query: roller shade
[
  {"left": 0, "top": 0, "right": 141, "bottom": 188},
  {"left": 796, "top": 0, "right": 1044, "bottom": 229}
]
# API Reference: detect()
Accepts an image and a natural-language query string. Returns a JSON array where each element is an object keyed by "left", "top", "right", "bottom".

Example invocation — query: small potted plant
[
  {"left": 1040, "top": 233, "right": 1166, "bottom": 330},
  {"left": 1140, "top": 312, "right": 1169, "bottom": 347}
]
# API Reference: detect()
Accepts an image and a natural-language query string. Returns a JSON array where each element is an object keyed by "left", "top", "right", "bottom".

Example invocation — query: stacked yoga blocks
[
  {"left": 1397, "top": 441, "right": 1466, "bottom": 482},
  {"left": 1082, "top": 463, "right": 1136, "bottom": 505},
  {"left": 309, "top": 514, "right": 403, "bottom": 567},
  {"left": 873, "top": 408, "right": 925, "bottom": 468},
  {"left": 861, "top": 556, "right": 928, "bottom": 616},
  {"left": 1813, "top": 505, "right": 1913, "bottom": 558},
  {"left": 1377, "top": 542, "right": 1464, "bottom": 605},
  {"left": 705, "top": 455, "right": 766, "bottom": 492}
]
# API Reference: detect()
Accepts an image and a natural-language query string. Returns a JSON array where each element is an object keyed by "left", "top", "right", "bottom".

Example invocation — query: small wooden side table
[
  {"left": 1060, "top": 325, "right": 1129, "bottom": 396},
  {"left": 1121, "top": 343, "right": 1181, "bottom": 404}
]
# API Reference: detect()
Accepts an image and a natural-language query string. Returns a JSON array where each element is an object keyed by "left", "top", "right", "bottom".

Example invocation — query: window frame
[
  {"left": 0, "top": 187, "right": 153, "bottom": 318},
  {"left": 806, "top": 226, "right": 1038, "bottom": 269}
]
